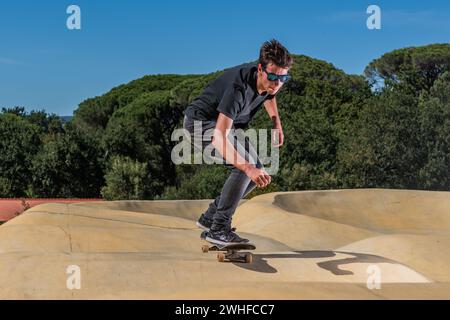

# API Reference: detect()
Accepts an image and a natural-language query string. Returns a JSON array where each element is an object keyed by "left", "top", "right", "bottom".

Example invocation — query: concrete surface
[
  {"left": 0, "top": 199, "right": 102, "bottom": 222},
  {"left": 0, "top": 189, "right": 449, "bottom": 299}
]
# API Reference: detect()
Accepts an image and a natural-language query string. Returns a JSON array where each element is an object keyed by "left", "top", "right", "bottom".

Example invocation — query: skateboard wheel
[
  {"left": 201, "top": 245, "right": 209, "bottom": 253},
  {"left": 217, "top": 252, "right": 226, "bottom": 262},
  {"left": 245, "top": 253, "right": 252, "bottom": 263}
]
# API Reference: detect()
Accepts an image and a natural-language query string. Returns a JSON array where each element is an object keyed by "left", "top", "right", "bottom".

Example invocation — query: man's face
[{"left": 258, "top": 62, "right": 290, "bottom": 95}]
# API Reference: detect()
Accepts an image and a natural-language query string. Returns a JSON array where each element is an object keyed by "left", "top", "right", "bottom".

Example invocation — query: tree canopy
[{"left": 1, "top": 44, "right": 449, "bottom": 199}]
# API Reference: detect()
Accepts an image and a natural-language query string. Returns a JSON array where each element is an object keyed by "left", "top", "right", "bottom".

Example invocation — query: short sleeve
[
  {"left": 216, "top": 85, "right": 244, "bottom": 120},
  {"left": 265, "top": 94, "right": 276, "bottom": 100}
]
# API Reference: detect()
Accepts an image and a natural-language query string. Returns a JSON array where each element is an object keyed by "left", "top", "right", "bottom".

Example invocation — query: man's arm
[
  {"left": 212, "top": 113, "right": 271, "bottom": 187},
  {"left": 212, "top": 113, "right": 250, "bottom": 172},
  {"left": 264, "top": 97, "right": 284, "bottom": 147},
  {"left": 264, "top": 96, "right": 281, "bottom": 127}
]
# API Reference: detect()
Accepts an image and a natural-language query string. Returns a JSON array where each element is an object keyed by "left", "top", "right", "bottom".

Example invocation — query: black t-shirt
[{"left": 184, "top": 62, "right": 275, "bottom": 129}]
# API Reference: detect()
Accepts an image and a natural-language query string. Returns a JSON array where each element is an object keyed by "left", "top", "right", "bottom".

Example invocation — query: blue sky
[{"left": 0, "top": 0, "right": 449, "bottom": 116}]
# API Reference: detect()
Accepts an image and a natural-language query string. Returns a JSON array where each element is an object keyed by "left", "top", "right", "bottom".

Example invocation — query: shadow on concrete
[{"left": 231, "top": 250, "right": 399, "bottom": 275}]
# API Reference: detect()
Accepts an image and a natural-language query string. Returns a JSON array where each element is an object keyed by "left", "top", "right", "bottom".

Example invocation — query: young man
[{"left": 183, "top": 39, "right": 293, "bottom": 245}]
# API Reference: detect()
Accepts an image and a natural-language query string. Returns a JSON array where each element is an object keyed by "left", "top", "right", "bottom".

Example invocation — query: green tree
[
  {"left": 73, "top": 74, "right": 200, "bottom": 131},
  {"left": 101, "top": 155, "right": 151, "bottom": 200},
  {"left": 102, "top": 91, "right": 176, "bottom": 197},
  {"left": 0, "top": 113, "right": 41, "bottom": 197},
  {"left": 365, "top": 43, "right": 450, "bottom": 92},
  {"left": 336, "top": 83, "right": 425, "bottom": 188},
  {"left": 157, "top": 164, "right": 227, "bottom": 200},
  {"left": 418, "top": 72, "right": 450, "bottom": 189},
  {"left": 30, "top": 121, "right": 105, "bottom": 198}
]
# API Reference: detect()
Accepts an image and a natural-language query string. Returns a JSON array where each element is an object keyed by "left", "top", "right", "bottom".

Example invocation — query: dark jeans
[{"left": 183, "top": 115, "right": 263, "bottom": 228}]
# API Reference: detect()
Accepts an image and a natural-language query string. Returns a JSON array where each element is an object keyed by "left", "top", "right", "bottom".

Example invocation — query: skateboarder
[{"left": 183, "top": 39, "right": 293, "bottom": 245}]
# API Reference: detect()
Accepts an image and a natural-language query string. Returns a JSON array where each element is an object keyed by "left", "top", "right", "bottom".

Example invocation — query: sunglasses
[{"left": 262, "top": 66, "right": 291, "bottom": 83}]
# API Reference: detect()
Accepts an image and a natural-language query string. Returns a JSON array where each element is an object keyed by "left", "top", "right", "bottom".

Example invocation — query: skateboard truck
[
  {"left": 201, "top": 243, "right": 255, "bottom": 263},
  {"left": 202, "top": 244, "right": 256, "bottom": 263},
  {"left": 200, "top": 230, "right": 255, "bottom": 263}
]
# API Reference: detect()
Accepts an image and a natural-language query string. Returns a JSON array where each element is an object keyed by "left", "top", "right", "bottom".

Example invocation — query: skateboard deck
[{"left": 200, "top": 231, "right": 256, "bottom": 263}]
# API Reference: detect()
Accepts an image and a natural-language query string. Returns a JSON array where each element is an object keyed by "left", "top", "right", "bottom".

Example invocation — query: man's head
[{"left": 257, "top": 39, "right": 293, "bottom": 96}]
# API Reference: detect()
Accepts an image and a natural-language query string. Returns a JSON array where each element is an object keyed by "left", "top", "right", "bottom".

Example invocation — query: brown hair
[{"left": 259, "top": 39, "right": 293, "bottom": 69}]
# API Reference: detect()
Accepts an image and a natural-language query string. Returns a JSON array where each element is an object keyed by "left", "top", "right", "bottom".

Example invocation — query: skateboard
[{"left": 200, "top": 231, "right": 256, "bottom": 263}]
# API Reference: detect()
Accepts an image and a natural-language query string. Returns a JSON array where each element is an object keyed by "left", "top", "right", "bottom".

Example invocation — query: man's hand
[
  {"left": 272, "top": 122, "right": 284, "bottom": 147},
  {"left": 244, "top": 165, "right": 271, "bottom": 188}
]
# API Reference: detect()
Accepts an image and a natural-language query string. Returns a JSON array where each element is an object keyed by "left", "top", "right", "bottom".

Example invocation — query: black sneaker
[
  {"left": 200, "top": 227, "right": 237, "bottom": 240},
  {"left": 206, "top": 226, "right": 249, "bottom": 245},
  {"left": 196, "top": 214, "right": 213, "bottom": 231}
]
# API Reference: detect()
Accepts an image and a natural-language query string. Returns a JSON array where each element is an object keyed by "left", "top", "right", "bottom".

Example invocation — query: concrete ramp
[{"left": 0, "top": 189, "right": 449, "bottom": 299}]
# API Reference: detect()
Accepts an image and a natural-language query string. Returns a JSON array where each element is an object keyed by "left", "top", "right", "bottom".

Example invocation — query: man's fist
[{"left": 244, "top": 165, "right": 271, "bottom": 188}]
